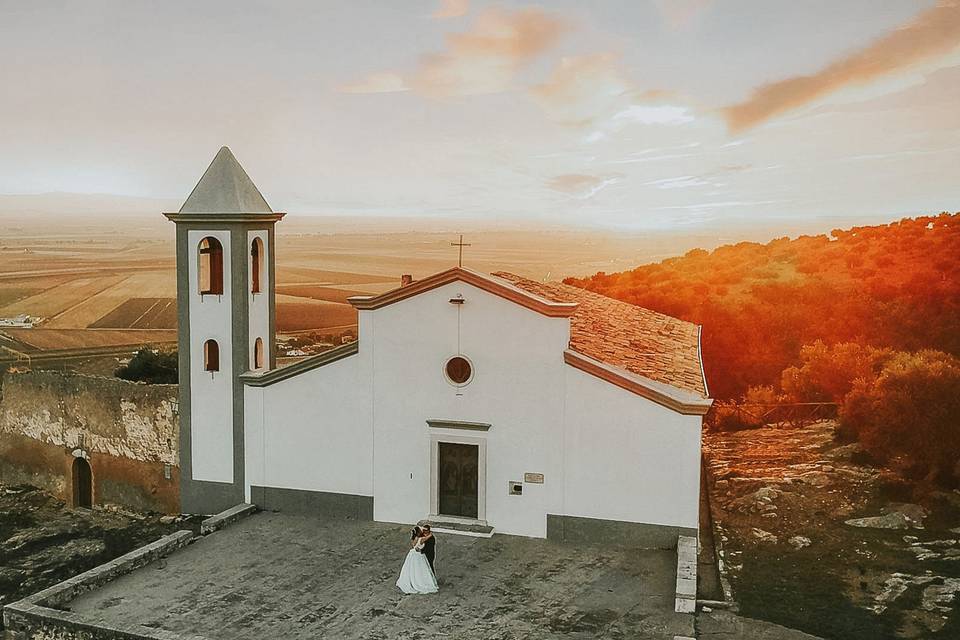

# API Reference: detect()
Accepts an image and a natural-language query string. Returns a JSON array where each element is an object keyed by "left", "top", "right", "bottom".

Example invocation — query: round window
[{"left": 445, "top": 356, "right": 473, "bottom": 385}]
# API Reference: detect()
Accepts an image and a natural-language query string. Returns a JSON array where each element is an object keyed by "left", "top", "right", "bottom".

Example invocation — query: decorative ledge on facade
[{"left": 426, "top": 419, "right": 492, "bottom": 432}]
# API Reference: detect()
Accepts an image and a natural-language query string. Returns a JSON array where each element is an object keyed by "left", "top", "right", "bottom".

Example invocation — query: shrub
[
  {"left": 115, "top": 348, "right": 178, "bottom": 384},
  {"left": 781, "top": 341, "right": 891, "bottom": 402},
  {"left": 742, "top": 384, "right": 782, "bottom": 405},
  {"left": 840, "top": 350, "right": 960, "bottom": 488},
  {"left": 709, "top": 402, "right": 758, "bottom": 431}
]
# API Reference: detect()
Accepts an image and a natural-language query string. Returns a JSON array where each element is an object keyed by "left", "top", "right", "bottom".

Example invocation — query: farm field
[
  {"left": 0, "top": 275, "right": 127, "bottom": 321},
  {"left": 89, "top": 298, "right": 177, "bottom": 330},
  {"left": 274, "top": 284, "right": 368, "bottom": 303},
  {"left": 1, "top": 329, "right": 176, "bottom": 352}
]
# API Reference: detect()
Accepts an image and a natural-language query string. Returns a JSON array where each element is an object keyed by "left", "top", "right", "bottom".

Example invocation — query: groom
[{"left": 420, "top": 524, "right": 436, "bottom": 574}]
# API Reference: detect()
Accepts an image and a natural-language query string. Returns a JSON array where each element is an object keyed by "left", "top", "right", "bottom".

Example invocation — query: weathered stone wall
[{"left": 0, "top": 371, "right": 179, "bottom": 513}]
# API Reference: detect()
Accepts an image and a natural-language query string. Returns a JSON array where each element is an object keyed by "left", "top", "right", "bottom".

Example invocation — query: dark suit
[{"left": 421, "top": 534, "right": 436, "bottom": 573}]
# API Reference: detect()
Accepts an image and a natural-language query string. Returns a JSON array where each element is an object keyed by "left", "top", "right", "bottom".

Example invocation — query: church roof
[
  {"left": 178, "top": 146, "right": 273, "bottom": 214},
  {"left": 492, "top": 272, "right": 709, "bottom": 399}
]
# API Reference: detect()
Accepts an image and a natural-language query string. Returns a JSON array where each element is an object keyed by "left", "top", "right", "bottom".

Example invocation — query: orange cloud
[
  {"left": 411, "top": 7, "right": 568, "bottom": 96},
  {"left": 433, "top": 0, "right": 469, "bottom": 20},
  {"left": 723, "top": 0, "right": 960, "bottom": 132},
  {"left": 339, "top": 7, "right": 567, "bottom": 97}
]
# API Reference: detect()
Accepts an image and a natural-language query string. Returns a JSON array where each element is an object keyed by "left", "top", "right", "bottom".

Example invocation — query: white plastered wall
[
  {"left": 243, "top": 352, "right": 373, "bottom": 501},
  {"left": 187, "top": 229, "right": 233, "bottom": 483},
  {"left": 562, "top": 366, "right": 702, "bottom": 530},
  {"left": 247, "top": 230, "right": 270, "bottom": 372}
]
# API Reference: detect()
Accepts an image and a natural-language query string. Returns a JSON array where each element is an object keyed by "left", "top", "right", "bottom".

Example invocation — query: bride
[{"left": 396, "top": 526, "right": 438, "bottom": 594}]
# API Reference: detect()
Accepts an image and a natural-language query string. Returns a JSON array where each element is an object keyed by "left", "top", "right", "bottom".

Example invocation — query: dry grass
[
  {"left": 274, "top": 284, "right": 368, "bottom": 304},
  {"left": 274, "top": 266, "right": 391, "bottom": 285},
  {"left": 2, "top": 328, "right": 176, "bottom": 350},
  {"left": 276, "top": 299, "right": 357, "bottom": 332}
]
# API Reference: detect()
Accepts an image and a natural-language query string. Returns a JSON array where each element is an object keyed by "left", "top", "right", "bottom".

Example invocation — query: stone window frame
[{"left": 428, "top": 432, "right": 487, "bottom": 524}]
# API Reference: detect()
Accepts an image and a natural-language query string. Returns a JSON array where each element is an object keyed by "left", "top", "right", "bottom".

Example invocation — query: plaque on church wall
[{"left": 524, "top": 472, "right": 544, "bottom": 484}]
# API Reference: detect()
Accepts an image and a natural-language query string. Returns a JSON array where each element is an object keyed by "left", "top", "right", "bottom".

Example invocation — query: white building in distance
[{"left": 166, "top": 148, "right": 712, "bottom": 545}]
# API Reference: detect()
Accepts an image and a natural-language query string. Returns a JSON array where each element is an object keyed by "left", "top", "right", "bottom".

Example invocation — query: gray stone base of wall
[
  {"left": 546, "top": 514, "right": 697, "bottom": 549},
  {"left": 251, "top": 486, "right": 374, "bottom": 520},
  {"left": 180, "top": 479, "right": 244, "bottom": 516}
]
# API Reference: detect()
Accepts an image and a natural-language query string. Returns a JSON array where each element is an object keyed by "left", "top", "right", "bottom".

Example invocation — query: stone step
[{"left": 418, "top": 518, "right": 494, "bottom": 537}]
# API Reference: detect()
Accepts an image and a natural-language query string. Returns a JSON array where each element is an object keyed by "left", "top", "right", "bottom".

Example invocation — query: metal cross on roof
[{"left": 451, "top": 234, "right": 472, "bottom": 268}]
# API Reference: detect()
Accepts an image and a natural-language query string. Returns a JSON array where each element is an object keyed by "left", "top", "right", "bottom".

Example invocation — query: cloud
[
  {"left": 722, "top": 0, "right": 960, "bottom": 131},
  {"left": 433, "top": 0, "right": 469, "bottom": 20},
  {"left": 340, "top": 7, "right": 566, "bottom": 97},
  {"left": 532, "top": 52, "right": 688, "bottom": 138},
  {"left": 653, "top": 0, "right": 713, "bottom": 30},
  {"left": 547, "top": 173, "right": 621, "bottom": 199},
  {"left": 613, "top": 104, "right": 695, "bottom": 126},
  {"left": 644, "top": 175, "right": 711, "bottom": 190},
  {"left": 533, "top": 53, "right": 637, "bottom": 126},
  {"left": 337, "top": 72, "right": 409, "bottom": 94},
  {"left": 411, "top": 7, "right": 568, "bottom": 96}
]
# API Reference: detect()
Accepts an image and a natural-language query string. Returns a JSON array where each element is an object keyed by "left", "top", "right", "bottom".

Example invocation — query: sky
[{"left": 1, "top": 0, "right": 959, "bottom": 230}]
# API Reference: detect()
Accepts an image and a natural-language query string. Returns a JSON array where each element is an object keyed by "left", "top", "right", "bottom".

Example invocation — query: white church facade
[{"left": 166, "top": 148, "right": 712, "bottom": 545}]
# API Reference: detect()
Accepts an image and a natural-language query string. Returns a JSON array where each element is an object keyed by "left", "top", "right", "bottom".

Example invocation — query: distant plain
[{"left": 0, "top": 210, "right": 893, "bottom": 358}]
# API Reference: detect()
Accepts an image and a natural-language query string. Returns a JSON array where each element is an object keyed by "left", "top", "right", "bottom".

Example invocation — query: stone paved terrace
[{"left": 64, "top": 512, "right": 694, "bottom": 639}]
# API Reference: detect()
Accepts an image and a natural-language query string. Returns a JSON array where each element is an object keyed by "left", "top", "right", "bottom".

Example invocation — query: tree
[
  {"left": 840, "top": 350, "right": 960, "bottom": 487},
  {"left": 115, "top": 348, "right": 178, "bottom": 384},
  {"left": 781, "top": 341, "right": 891, "bottom": 403},
  {"left": 565, "top": 212, "right": 960, "bottom": 400}
]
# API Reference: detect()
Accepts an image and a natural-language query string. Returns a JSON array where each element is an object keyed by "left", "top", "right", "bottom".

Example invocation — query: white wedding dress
[{"left": 396, "top": 541, "right": 438, "bottom": 594}]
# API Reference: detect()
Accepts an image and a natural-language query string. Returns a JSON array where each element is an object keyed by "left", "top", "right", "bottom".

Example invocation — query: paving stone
[{"left": 66, "top": 512, "right": 694, "bottom": 639}]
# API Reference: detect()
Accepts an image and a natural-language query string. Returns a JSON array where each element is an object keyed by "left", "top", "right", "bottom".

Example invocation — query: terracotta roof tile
[{"left": 493, "top": 272, "right": 708, "bottom": 398}]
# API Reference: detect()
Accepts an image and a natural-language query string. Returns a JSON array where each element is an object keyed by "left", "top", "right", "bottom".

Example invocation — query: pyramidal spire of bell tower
[
  {"left": 164, "top": 146, "right": 285, "bottom": 515},
  {"left": 178, "top": 146, "right": 273, "bottom": 214}
]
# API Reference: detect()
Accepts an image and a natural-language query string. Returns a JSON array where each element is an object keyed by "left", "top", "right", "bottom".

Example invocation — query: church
[{"left": 165, "top": 147, "right": 712, "bottom": 545}]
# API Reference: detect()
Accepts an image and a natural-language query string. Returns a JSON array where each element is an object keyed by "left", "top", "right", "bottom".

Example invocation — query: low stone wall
[
  {"left": 0, "top": 370, "right": 180, "bottom": 513},
  {"left": 2, "top": 530, "right": 197, "bottom": 640}
]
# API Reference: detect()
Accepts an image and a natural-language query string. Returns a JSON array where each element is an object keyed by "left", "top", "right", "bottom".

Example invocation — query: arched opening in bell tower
[
  {"left": 204, "top": 339, "right": 220, "bottom": 372},
  {"left": 198, "top": 237, "right": 224, "bottom": 295},
  {"left": 253, "top": 337, "right": 265, "bottom": 370},
  {"left": 251, "top": 237, "right": 263, "bottom": 293}
]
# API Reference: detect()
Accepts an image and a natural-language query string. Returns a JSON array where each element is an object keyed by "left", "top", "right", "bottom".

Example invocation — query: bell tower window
[
  {"left": 203, "top": 339, "right": 220, "bottom": 372},
  {"left": 198, "top": 237, "right": 224, "bottom": 295},
  {"left": 251, "top": 237, "right": 264, "bottom": 293},
  {"left": 254, "top": 337, "right": 265, "bottom": 370}
]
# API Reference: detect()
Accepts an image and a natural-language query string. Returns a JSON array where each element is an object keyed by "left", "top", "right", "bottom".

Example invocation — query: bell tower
[{"left": 164, "top": 146, "right": 284, "bottom": 514}]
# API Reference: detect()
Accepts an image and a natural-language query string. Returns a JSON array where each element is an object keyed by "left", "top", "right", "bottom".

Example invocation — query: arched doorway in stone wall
[{"left": 72, "top": 457, "right": 92, "bottom": 508}]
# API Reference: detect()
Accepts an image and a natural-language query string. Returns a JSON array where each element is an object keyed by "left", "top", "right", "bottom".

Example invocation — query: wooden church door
[{"left": 438, "top": 442, "right": 479, "bottom": 519}]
